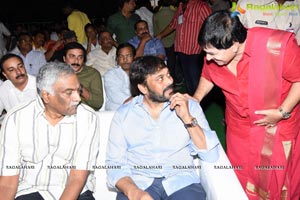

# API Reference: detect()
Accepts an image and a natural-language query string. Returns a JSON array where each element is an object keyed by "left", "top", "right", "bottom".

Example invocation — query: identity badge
[
  {"left": 255, "top": 20, "right": 268, "bottom": 26},
  {"left": 178, "top": 15, "right": 183, "bottom": 24}
]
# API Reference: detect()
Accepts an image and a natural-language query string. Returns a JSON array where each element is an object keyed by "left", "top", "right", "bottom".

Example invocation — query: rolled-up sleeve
[
  {"left": 189, "top": 129, "right": 220, "bottom": 163},
  {"left": 188, "top": 99, "right": 220, "bottom": 162}
]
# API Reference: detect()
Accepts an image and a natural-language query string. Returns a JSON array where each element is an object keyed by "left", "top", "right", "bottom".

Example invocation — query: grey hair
[{"left": 36, "top": 61, "right": 75, "bottom": 96}]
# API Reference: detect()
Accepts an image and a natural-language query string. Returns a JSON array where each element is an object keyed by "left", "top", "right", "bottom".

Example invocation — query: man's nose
[
  {"left": 206, "top": 54, "right": 213, "bottom": 61},
  {"left": 15, "top": 67, "right": 22, "bottom": 75},
  {"left": 73, "top": 88, "right": 82, "bottom": 102}
]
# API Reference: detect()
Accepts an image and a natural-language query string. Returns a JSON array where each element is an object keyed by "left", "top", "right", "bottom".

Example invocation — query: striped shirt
[
  {"left": 0, "top": 97, "right": 100, "bottom": 199},
  {"left": 169, "top": 0, "right": 211, "bottom": 55}
]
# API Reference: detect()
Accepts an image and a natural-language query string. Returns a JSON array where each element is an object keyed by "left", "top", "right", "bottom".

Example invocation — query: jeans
[{"left": 116, "top": 178, "right": 206, "bottom": 200}]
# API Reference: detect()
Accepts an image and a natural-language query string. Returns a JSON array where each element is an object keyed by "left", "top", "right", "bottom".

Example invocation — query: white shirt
[
  {"left": 86, "top": 46, "right": 117, "bottom": 76},
  {"left": 135, "top": 7, "right": 154, "bottom": 36},
  {"left": 0, "top": 97, "right": 100, "bottom": 199},
  {"left": 0, "top": 74, "right": 37, "bottom": 114},
  {"left": 50, "top": 32, "right": 59, "bottom": 41},
  {"left": 0, "top": 22, "right": 11, "bottom": 57},
  {"left": 14, "top": 49, "right": 47, "bottom": 76},
  {"left": 237, "top": 0, "right": 300, "bottom": 44},
  {"left": 104, "top": 66, "right": 131, "bottom": 110},
  {"left": 82, "top": 41, "right": 101, "bottom": 51},
  {"left": 9, "top": 46, "right": 21, "bottom": 55}
]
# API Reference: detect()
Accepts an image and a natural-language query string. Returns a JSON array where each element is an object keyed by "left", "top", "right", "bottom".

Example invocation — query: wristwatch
[
  {"left": 279, "top": 107, "right": 291, "bottom": 119},
  {"left": 184, "top": 118, "right": 198, "bottom": 128}
]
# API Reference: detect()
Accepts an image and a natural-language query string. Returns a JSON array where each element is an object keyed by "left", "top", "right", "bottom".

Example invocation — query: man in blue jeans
[{"left": 105, "top": 55, "right": 219, "bottom": 200}]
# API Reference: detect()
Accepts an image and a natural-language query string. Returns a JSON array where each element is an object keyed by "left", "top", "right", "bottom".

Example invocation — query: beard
[{"left": 147, "top": 84, "right": 174, "bottom": 103}]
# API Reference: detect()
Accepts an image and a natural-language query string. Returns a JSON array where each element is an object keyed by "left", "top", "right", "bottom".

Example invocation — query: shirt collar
[
  {"left": 134, "top": 95, "right": 171, "bottom": 111},
  {"left": 35, "top": 95, "right": 76, "bottom": 124}
]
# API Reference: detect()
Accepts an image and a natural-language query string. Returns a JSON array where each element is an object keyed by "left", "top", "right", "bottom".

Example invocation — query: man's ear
[
  {"left": 2, "top": 72, "right": 7, "bottom": 80},
  {"left": 232, "top": 42, "right": 239, "bottom": 53},
  {"left": 137, "top": 83, "right": 147, "bottom": 95},
  {"left": 41, "top": 90, "right": 51, "bottom": 104}
]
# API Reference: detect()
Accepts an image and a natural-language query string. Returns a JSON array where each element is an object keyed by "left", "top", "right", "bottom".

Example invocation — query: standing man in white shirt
[
  {"left": 0, "top": 53, "right": 37, "bottom": 127},
  {"left": 135, "top": 0, "right": 154, "bottom": 36},
  {"left": 236, "top": 0, "right": 300, "bottom": 45},
  {"left": 0, "top": 21, "right": 11, "bottom": 58}
]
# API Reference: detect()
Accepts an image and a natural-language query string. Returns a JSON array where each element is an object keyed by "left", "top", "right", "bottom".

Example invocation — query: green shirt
[
  {"left": 153, "top": 6, "right": 176, "bottom": 48},
  {"left": 107, "top": 11, "right": 141, "bottom": 44},
  {"left": 77, "top": 66, "right": 103, "bottom": 110}
]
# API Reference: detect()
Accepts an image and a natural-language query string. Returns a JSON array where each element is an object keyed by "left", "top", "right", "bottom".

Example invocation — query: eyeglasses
[{"left": 118, "top": 54, "right": 133, "bottom": 59}]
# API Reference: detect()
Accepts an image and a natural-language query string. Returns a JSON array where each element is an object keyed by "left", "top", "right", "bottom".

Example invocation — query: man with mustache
[
  {"left": 63, "top": 42, "right": 104, "bottom": 110},
  {"left": 86, "top": 30, "right": 117, "bottom": 76},
  {"left": 9, "top": 32, "right": 47, "bottom": 76},
  {"left": 0, "top": 62, "right": 100, "bottom": 200},
  {"left": 103, "top": 43, "right": 135, "bottom": 110},
  {"left": 0, "top": 53, "right": 37, "bottom": 128},
  {"left": 129, "top": 20, "right": 166, "bottom": 61},
  {"left": 105, "top": 55, "right": 220, "bottom": 200}
]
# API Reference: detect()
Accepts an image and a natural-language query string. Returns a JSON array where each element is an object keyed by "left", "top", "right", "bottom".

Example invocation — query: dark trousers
[
  {"left": 177, "top": 52, "right": 205, "bottom": 96},
  {"left": 116, "top": 178, "right": 206, "bottom": 200},
  {"left": 15, "top": 190, "right": 95, "bottom": 200},
  {"left": 165, "top": 45, "right": 178, "bottom": 83}
]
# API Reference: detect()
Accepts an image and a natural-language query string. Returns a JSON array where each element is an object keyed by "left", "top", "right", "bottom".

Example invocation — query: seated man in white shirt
[
  {"left": 86, "top": 30, "right": 117, "bottom": 76},
  {"left": 104, "top": 43, "right": 136, "bottom": 110},
  {"left": 0, "top": 53, "right": 37, "bottom": 127},
  {"left": 0, "top": 62, "right": 99, "bottom": 199}
]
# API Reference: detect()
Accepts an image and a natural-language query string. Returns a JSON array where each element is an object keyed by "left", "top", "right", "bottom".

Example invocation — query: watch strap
[
  {"left": 279, "top": 107, "right": 291, "bottom": 119},
  {"left": 184, "top": 118, "right": 198, "bottom": 128}
]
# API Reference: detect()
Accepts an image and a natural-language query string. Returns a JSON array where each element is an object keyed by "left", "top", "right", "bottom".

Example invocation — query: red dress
[{"left": 202, "top": 27, "right": 300, "bottom": 199}]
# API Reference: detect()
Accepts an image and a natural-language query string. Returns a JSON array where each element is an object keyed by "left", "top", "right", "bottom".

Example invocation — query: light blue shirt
[
  {"left": 16, "top": 50, "right": 47, "bottom": 76},
  {"left": 103, "top": 66, "right": 131, "bottom": 111},
  {"left": 129, "top": 36, "right": 166, "bottom": 59},
  {"left": 106, "top": 95, "right": 219, "bottom": 195}
]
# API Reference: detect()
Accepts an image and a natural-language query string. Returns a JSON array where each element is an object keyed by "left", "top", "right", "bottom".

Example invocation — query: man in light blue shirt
[
  {"left": 129, "top": 20, "right": 166, "bottom": 61},
  {"left": 104, "top": 43, "right": 135, "bottom": 110},
  {"left": 10, "top": 32, "right": 47, "bottom": 76},
  {"left": 106, "top": 55, "right": 219, "bottom": 200}
]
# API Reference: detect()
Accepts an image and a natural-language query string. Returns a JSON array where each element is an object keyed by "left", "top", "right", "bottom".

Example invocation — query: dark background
[{"left": 0, "top": 0, "right": 118, "bottom": 26}]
